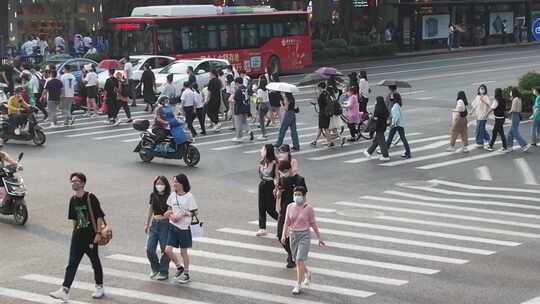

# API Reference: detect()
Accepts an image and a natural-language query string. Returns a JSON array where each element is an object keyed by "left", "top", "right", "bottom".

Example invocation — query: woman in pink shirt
[
  {"left": 281, "top": 186, "right": 325, "bottom": 295},
  {"left": 343, "top": 86, "right": 360, "bottom": 144}
]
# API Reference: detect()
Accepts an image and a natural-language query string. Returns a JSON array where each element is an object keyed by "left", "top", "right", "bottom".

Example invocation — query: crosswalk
[
  {"left": 3, "top": 179, "right": 540, "bottom": 303},
  {"left": 36, "top": 109, "right": 539, "bottom": 173}
]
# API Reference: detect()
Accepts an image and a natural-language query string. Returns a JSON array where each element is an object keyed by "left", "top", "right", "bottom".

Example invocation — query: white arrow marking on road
[
  {"left": 399, "top": 184, "right": 540, "bottom": 203},
  {"left": 255, "top": 221, "right": 495, "bottom": 255},
  {"left": 429, "top": 179, "right": 540, "bottom": 195},
  {"left": 212, "top": 131, "right": 320, "bottom": 151},
  {"left": 386, "top": 190, "right": 540, "bottom": 211},
  {"left": 106, "top": 254, "right": 375, "bottom": 298},
  {"left": 475, "top": 166, "right": 493, "bottom": 181},
  {"left": 313, "top": 217, "right": 520, "bottom": 246},
  {"left": 218, "top": 228, "right": 467, "bottom": 264},
  {"left": 381, "top": 138, "right": 476, "bottom": 166},
  {"left": 194, "top": 237, "right": 439, "bottom": 274},
  {"left": 514, "top": 158, "right": 539, "bottom": 186},
  {"left": 79, "top": 265, "right": 329, "bottom": 304},
  {"left": 417, "top": 145, "right": 520, "bottom": 170},
  {"left": 0, "top": 287, "right": 90, "bottom": 304}
]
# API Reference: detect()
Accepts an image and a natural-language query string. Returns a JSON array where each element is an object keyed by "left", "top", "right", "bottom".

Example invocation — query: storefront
[
  {"left": 387, "top": 0, "right": 537, "bottom": 51},
  {"left": 7, "top": 0, "right": 103, "bottom": 47}
]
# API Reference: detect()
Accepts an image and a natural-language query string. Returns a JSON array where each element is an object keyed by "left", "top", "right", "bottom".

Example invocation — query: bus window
[
  {"left": 219, "top": 24, "right": 239, "bottom": 49},
  {"left": 259, "top": 24, "right": 272, "bottom": 41},
  {"left": 197, "top": 25, "right": 218, "bottom": 50},
  {"left": 240, "top": 24, "right": 258, "bottom": 48},
  {"left": 157, "top": 29, "right": 176, "bottom": 54},
  {"left": 272, "top": 23, "right": 285, "bottom": 36},
  {"left": 181, "top": 26, "right": 198, "bottom": 50}
]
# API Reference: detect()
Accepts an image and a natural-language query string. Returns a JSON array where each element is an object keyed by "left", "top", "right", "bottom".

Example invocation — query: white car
[
  {"left": 155, "top": 58, "right": 230, "bottom": 93},
  {"left": 97, "top": 55, "right": 175, "bottom": 88}
]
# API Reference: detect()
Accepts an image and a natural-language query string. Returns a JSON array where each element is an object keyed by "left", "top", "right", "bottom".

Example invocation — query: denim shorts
[{"left": 167, "top": 224, "right": 192, "bottom": 249}]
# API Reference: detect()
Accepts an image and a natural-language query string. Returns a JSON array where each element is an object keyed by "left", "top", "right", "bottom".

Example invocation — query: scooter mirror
[{"left": 17, "top": 152, "right": 24, "bottom": 162}]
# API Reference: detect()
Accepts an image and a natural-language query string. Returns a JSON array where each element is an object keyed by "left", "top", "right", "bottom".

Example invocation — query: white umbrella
[{"left": 267, "top": 82, "right": 300, "bottom": 93}]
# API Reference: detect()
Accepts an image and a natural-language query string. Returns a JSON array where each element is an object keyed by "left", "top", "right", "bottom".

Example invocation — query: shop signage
[
  {"left": 352, "top": 0, "right": 368, "bottom": 8},
  {"left": 533, "top": 18, "right": 540, "bottom": 42}
]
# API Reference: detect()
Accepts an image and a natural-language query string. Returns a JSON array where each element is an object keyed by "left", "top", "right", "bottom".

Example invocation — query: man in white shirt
[
  {"left": 60, "top": 65, "right": 76, "bottom": 126},
  {"left": 54, "top": 35, "right": 65, "bottom": 53},
  {"left": 123, "top": 56, "right": 137, "bottom": 107},
  {"left": 180, "top": 81, "right": 197, "bottom": 137}
]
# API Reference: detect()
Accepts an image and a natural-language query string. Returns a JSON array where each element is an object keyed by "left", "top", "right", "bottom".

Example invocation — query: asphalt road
[{"left": 1, "top": 45, "right": 540, "bottom": 304}]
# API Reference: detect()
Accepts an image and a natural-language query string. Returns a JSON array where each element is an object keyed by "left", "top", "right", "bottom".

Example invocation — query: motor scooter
[{"left": 0, "top": 153, "right": 28, "bottom": 225}]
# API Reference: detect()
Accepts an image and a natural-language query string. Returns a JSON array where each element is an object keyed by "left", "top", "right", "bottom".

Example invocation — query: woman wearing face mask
[
  {"left": 256, "top": 144, "right": 279, "bottom": 237},
  {"left": 277, "top": 144, "right": 299, "bottom": 176},
  {"left": 507, "top": 88, "right": 530, "bottom": 152},
  {"left": 281, "top": 186, "right": 325, "bottom": 295},
  {"left": 144, "top": 176, "right": 171, "bottom": 281},
  {"left": 471, "top": 84, "right": 491, "bottom": 148}
]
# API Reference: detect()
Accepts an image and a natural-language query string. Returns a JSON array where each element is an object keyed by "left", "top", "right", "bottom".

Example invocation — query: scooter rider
[
  {"left": 7, "top": 87, "right": 30, "bottom": 135},
  {"left": 153, "top": 96, "right": 187, "bottom": 151},
  {"left": 0, "top": 139, "right": 22, "bottom": 205}
]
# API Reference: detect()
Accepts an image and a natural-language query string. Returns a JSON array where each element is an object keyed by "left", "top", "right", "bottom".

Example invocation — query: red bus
[{"left": 107, "top": 5, "right": 312, "bottom": 76}]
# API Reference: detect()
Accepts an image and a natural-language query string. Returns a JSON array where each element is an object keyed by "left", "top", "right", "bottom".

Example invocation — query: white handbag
[{"left": 190, "top": 214, "right": 204, "bottom": 239}]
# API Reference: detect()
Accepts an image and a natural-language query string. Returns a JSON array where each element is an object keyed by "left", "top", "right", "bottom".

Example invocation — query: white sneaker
[
  {"left": 92, "top": 285, "right": 105, "bottom": 299},
  {"left": 215, "top": 123, "right": 222, "bottom": 131},
  {"left": 150, "top": 271, "right": 159, "bottom": 279},
  {"left": 379, "top": 156, "right": 391, "bottom": 161},
  {"left": 363, "top": 150, "right": 371, "bottom": 158},
  {"left": 292, "top": 284, "right": 301, "bottom": 295},
  {"left": 446, "top": 146, "right": 456, "bottom": 152},
  {"left": 521, "top": 144, "right": 531, "bottom": 152},
  {"left": 460, "top": 146, "right": 469, "bottom": 153},
  {"left": 49, "top": 287, "right": 69, "bottom": 302},
  {"left": 255, "top": 229, "right": 267, "bottom": 236},
  {"left": 231, "top": 137, "right": 242, "bottom": 142},
  {"left": 302, "top": 270, "right": 312, "bottom": 287},
  {"left": 497, "top": 148, "right": 509, "bottom": 153},
  {"left": 257, "top": 135, "right": 267, "bottom": 141}
]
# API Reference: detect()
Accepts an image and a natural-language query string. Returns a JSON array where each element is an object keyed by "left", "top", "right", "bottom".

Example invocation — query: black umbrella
[
  {"left": 377, "top": 80, "right": 412, "bottom": 88},
  {"left": 297, "top": 73, "right": 344, "bottom": 86}
]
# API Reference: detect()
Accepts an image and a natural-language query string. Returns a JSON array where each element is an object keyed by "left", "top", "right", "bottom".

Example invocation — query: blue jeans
[
  {"left": 532, "top": 120, "right": 540, "bottom": 145},
  {"left": 276, "top": 111, "right": 300, "bottom": 150},
  {"left": 146, "top": 219, "right": 170, "bottom": 276},
  {"left": 475, "top": 120, "right": 490, "bottom": 145},
  {"left": 507, "top": 112, "right": 527, "bottom": 148},
  {"left": 386, "top": 126, "right": 411, "bottom": 156}
]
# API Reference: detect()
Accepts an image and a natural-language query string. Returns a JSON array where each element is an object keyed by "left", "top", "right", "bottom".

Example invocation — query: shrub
[
  {"left": 312, "top": 49, "right": 327, "bottom": 61},
  {"left": 351, "top": 33, "right": 369, "bottom": 47},
  {"left": 369, "top": 44, "right": 398, "bottom": 56},
  {"left": 324, "top": 48, "right": 341, "bottom": 59},
  {"left": 327, "top": 38, "right": 348, "bottom": 49},
  {"left": 518, "top": 72, "right": 540, "bottom": 91},
  {"left": 503, "top": 86, "right": 535, "bottom": 113},
  {"left": 311, "top": 39, "right": 325, "bottom": 50}
]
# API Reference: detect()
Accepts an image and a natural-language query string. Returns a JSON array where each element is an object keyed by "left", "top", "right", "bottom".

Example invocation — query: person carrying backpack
[{"left": 231, "top": 77, "right": 254, "bottom": 142}]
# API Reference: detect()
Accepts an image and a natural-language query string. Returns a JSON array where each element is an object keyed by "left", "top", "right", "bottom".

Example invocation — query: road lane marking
[
  {"left": 522, "top": 295, "right": 540, "bottom": 304},
  {"left": 0, "top": 287, "right": 90, "bottom": 304},
  {"left": 22, "top": 274, "right": 215, "bottom": 304},
  {"left": 313, "top": 207, "right": 337, "bottom": 213},
  {"left": 381, "top": 139, "right": 476, "bottom": 166},
  {"left": 253, "top": 222, "right": 495, "bottom": 255},
  {"left": 106, "top": 254, "right": 375, "bottom": 298},
  {"left": 404, "top": 63, "right": 540, "bottom": 82},
  {"left": 336, "top": 201, "right": 540, "bottom": 237},
  {"left": 343, "top": 137, "right": 451, "bottom": 163},
  {"left": 212, "top": 132, "right": 320, "bottom": 151},
  {"left": 361, "top": 195, "right": 540, "bottom": 221},
  {"left": 400, "top": 90, "right": 426, "bottom": 95},
  {"left": 218, "top": 228, "right": 467, "bottom": 264},
  {"left": 312, "top": 217, "right": 521, "bottom": 246},
  {"left": 472, "top": 81, "right": 496, "bottom": 86},
  {"left": 194, "top": 237, "right": 439, "bottom": 274},
  {"left": 416, "top": 146, "right": 519, "bottom": 170},
  {"left": 185, "top": 248, "right": 406, "bottom": 285},
  {"left": 79, "top": 265, "right": 329, "bottom": 304},
  {"left": 399, "top": 184, "right": 540, "bottom": 203},
  {"left": 386, "top": 190, "right": 540, "bottom": 211},
  {"left": 415, "top": 97, "right": 434, "bottom": 100},
  {"left": 475, "top": 166, "right": 493, "bottom": 181},
  {"left": 429, "top": 179, "right": 540, "bottom": 195},
  {"left": 514, "top": 158, "right": 539, "bottom": 186}
]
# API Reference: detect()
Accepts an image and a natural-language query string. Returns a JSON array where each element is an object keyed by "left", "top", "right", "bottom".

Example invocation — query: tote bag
[{"left": 190, "top": 214, "right": 204, "bottom": 239}]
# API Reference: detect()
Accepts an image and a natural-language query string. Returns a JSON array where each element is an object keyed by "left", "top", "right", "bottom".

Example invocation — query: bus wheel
[{"left": 268, "top": 56, "right": 281, "bottom": 76}]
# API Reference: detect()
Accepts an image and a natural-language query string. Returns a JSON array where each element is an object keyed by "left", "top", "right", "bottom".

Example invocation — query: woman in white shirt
[
  {"left": 164, "top": 174, "right": 198, "bottom": 284},
  {"left": 83, "top": 65, "right": 99, "bottom": 117},
  {"left": 193, "top": 83, "right": 206, "bottom": 136},
  {"left": 257, "top": 78, "right": 270, "bottom": 139},
  {"left": 358, "top": 71, "right": 369, "bottom": 113},
  {"left": 507, "top": 88, "right": 530, "bottom": 151},
  {"left": 447, "top": 91, "right": 469, "bottom": 152},
  {"left": 471, "top": 84, "right": 491, "bottom": 148}
]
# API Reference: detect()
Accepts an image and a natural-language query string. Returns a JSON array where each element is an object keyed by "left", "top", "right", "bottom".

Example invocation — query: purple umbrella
[{"left": 315, "top": 67, "right": 343, "bottom": 77}]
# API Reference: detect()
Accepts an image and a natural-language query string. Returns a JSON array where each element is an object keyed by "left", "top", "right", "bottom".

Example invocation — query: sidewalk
[{"left": 305, "top": 41, "right": 540, "bottom": 71}]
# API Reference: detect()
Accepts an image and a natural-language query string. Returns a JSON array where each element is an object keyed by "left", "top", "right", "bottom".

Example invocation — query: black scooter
[
  {"left": 132, "top": 120, "right": 200, "bottom": 167},
  {"left": 0, "top": 153, "right": 28, "bottom": 225},
  {"left": 0, "top": 106, "right": 46, "bottom": 146}
]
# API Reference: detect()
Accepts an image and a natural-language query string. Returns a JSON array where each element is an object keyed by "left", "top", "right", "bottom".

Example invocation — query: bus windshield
[{"left": 109, "top": 26, "right": 153, "bottom": 57}]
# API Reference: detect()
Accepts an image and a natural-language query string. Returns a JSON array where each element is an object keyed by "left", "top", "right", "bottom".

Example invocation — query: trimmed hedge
[
  {"left": 313, "top": 43, "right": 397, "bottom": 61},
  {"left": 519, "top": 72, "right": 540, "bottom": 91},
  {"left": 327, "top": 39, "right": 348, "bottom": 49},
  {"left": 312, "top": 39, "right": 325, "bottom": 50}
]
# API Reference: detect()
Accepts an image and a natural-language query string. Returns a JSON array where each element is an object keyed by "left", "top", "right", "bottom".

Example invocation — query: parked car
[
  {"left": 155, "top": 58, "right": 230, "bottom": 93},
  {"left": 51, "top": 58, "right": 106, "bottom": 95},
  {"left": 97, "top": 55, "right": 174, "bottom": 89}
]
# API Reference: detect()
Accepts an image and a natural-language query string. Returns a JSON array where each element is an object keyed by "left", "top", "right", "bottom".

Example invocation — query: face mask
[
  {"left": 479, "top": 88, "right": 486, "bottom": 95},
  {"left": 155, "top": 185, "right": 166, "bottom": 193},
  {"left": 278, "top": 152, "right": 288, "bottom": 161},
  {"left": 294, "top": 195, "right": 305, "bottom": 205}
]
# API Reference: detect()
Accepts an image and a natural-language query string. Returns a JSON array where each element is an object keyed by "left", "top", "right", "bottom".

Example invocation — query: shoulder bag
[
  {"left": 86, "top": 192, "right": 112, "bottom": 246},
  {"left": 190, "top": 212, "right": 204, "bottom": 239}
]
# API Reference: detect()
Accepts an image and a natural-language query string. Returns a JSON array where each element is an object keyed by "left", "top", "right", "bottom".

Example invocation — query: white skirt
[{"left": 329, "top": 115, "right": 342, "bottom": 130}]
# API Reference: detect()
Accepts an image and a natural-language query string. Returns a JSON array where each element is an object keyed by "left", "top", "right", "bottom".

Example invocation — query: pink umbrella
[
  {"left": 97, "top": 59, "right": 123, "bottom": 70},
  {"left": 315, "top": 67, "right": 343, "bottom": 77}
]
